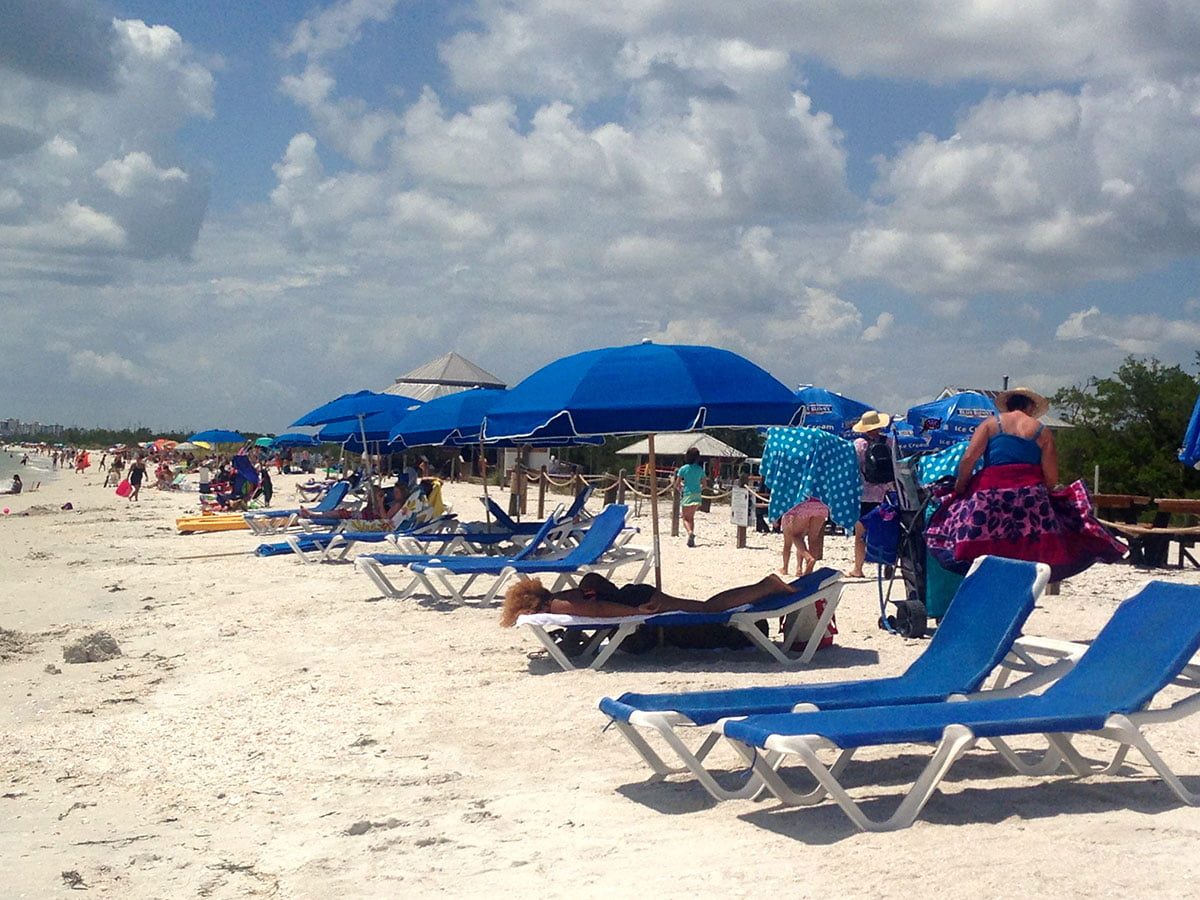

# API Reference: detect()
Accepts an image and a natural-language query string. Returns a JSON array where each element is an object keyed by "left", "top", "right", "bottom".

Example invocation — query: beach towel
[{"left": 761, "top": 426, "right": 860, "bottom": 529}]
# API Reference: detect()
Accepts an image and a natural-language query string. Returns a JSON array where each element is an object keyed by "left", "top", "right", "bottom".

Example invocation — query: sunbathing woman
[
  {"left": 500, "top": 571, "right": 794, "bottom": 627},
  {"left": 299, "top": 484, "right": 407, "bottom": 530}
]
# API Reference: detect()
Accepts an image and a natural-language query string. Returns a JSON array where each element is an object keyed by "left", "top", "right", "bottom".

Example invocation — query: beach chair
[
  {"left": 716, "top": 579, "right": 1200, "bottom": 831},
  {"left": 257, "top": 513, "right": 458, "bottom": 564},
  {"left": 598, "top": 557, "right": 1058, "bottom": 797},
  {"left": 244, "top": 481, "right": 353, "bottom": 535},
  {"left": 477, "top": 484, "right": 593, "bottom": 535},
  {"left": 356, "top": 504, "right": 652, "bottom": 606},
  {"left": 520, "top": 568, "right": 845, "bottom": 673}
]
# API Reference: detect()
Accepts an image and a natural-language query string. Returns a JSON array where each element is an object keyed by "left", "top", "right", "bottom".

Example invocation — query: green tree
[{"left": 1052, "top": 356, "right": 1200, "bottom": 498}]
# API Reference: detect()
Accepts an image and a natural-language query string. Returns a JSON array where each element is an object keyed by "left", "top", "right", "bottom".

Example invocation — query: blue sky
[{"left": 1, "top": 1, "right": 1199, "bottom": 432}]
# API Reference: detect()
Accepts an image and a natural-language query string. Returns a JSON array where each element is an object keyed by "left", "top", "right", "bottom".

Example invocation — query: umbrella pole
[
  {"left": 648, "top": 433, "right": 662, "bottom": 589},
  {"left": 480, "top": 441, "right": 491, "bottom": 525},
  {"left": 358, "top": 414, "right": 373, "bottom": 484}
]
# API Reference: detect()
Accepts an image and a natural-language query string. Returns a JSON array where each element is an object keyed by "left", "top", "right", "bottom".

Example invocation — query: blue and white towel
[{"left": 761, "top": 426, "right": 860, "bottom": 529}]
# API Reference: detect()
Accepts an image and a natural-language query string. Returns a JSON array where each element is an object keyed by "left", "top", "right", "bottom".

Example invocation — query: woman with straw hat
[{"left": 924, "top": 386, "right": 1125, "bottom": 581}]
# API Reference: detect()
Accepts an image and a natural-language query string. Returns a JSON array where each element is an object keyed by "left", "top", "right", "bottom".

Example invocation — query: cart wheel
[{"left": 889, "top": 600, "right": 927, "bottom": 639}]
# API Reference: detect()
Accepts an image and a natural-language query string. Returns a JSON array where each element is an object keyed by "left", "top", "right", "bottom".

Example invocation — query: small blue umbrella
[
  {"left": 892, "top": 419, "right": 931, "bottom": 456},
  {"left": 795, "top": 386, "right": 874, "bottom": 439},
  {"left": 1180, "top": 393, "right": 1200, "bottom": 469},
  {"left": 271, "top": 433, "right": 321, "bottom": 449},
  {"left": 189, "top": 429, "right": 246, "bottom": 444},
  {"left": 905, "top": 391, "right": 998, "bottom": 451},
  {"left": 293, "top": 391, "right": 422, "bottom": 476},
  {"left": 483, "top": 341, "right": 802, "bottom": 586}
]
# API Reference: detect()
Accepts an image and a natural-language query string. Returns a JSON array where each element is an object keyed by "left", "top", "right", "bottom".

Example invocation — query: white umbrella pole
[
  {"left": 358, "top": 414, "right": 372, "bottom": 483},
  {"left": 648, "top": 433, "right": 662, "bottom": 589},
  {"left": 480, "top": 441, "right": 491, "bottom": 525}
]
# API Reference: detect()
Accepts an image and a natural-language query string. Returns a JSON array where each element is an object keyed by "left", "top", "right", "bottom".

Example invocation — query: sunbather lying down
[{"left": 500, "top": 572, "right": 793, "bottom": 627}]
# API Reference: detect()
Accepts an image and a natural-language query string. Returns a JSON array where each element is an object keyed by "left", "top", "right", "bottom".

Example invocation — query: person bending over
[{"left": 500, "top": 571, "right": 793, "bottom": 627}]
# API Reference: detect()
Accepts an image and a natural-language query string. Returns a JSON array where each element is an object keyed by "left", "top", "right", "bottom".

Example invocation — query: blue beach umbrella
[
  {"left": 270, "top": 433, "right": 321, "bottom": 449},
  {"left": 483, "top": 341, "right": 802, "bottom": 585},
  {"left": 483, "top": 342, "right": 802, "bottom": 441},
  {"left": 795, "top": 386, "right": 874, "bottom": 439},
  {"left": 389, "top": 388, "right": 508, "bottom": 448},
  {"left": 1180, "top": 393, "right": 1200, "bottom": 469},
  {"left": 293, "top": 390, "right": 422, "bottom": 476},
  {"left": 905, "top": 391, "right": 999, "bottom": 451},
  {"left": 189, "top": 429, "right": 246, "bottom": 444}
]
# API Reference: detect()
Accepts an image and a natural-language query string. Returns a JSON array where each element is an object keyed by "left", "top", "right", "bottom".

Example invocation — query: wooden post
[
  {"left": 537, "top": 465, "right": 547, "bottom": 518},
  {"left": 616, "top": 469, "right": 626, "bottom": 505},
  {"left": 1046, "top": 581, "right": 1061, "bottom": 596},
  {"left": 507, "top": 463, "right": 521, "bottom": 517},
  {"left": 736, "top": 474, "right": 748, "bottom": 549},
  {"left": 670, "top": 482, "right": 681, "bottom": 537}
]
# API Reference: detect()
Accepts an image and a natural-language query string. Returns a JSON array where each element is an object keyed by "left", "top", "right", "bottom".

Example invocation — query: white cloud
[
  {"left": 862, "top": 312, "right": 894, "bottom": 342},
  {"left": 96, "top": 152, "right": 188, "bottom": 196},
  {"left": 1000, "top": 338, "right": 1034, "bottom": 357},
  {"left": 846, "top": 78, "right": 1200, "bottom": 295},
  {"left": 284, "top": 0, "right": 399, "bottom": 59},
  {"left": 68, "top": 349, "right": 154, "bottom": 385},
  {"left": 439, "top": 2, "right": 1200, "bottom": 99},
  {"left": 1056, "top": 306, "right": 1200, "bottom": 353}
]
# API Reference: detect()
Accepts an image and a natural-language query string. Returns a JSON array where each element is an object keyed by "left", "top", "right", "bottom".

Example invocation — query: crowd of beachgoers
[{"left": 2, "top": 440, "right": 1200, "bottom": 897}]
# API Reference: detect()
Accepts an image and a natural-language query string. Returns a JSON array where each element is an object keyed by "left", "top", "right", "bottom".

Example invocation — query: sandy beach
[{"left": 4, "top": 460, "right": 1200, "bottom": 898}]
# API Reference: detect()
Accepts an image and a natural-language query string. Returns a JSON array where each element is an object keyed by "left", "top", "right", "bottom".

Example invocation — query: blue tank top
[{"left": 986, "top": 418, "right": 1043, "bottom": 466}]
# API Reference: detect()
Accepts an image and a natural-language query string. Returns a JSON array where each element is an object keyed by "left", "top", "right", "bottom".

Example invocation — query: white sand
[{"left": 3, "top": 458, "right": 1200, "bottom": 897}]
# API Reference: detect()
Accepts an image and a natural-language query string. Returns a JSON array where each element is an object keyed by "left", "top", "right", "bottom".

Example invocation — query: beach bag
[
  {"left": 782, "top": 598, "right": 837, "bottom": 652},
  {"left": 863, "top": 440, "right": 894, "bottom": 484},
  {"left": 114, "top": 479, "right": 132, "bottom": 498}
]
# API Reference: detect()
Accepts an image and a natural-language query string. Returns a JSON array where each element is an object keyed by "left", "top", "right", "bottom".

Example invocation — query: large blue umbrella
[
  {"left": 905, "top": 391, "right": 999, "bottom": 451},
  {"left": 483, "top": 342, "right": 802, "bottom": 441},
  {"left": 389, "top": 388, "right": 507, "bottom": 448},
  {"left": 483, "top": 341, "right": 802, "bottom": 585},
  {"left": 1181, "top": 393, "right": 1200, "bottom": 469},
  {"left": 795, "top": 386, "right": 874, "bottom": 439},
  {"left": 389, "top": 388, "right": 603, "bottom": 449},
  {"left": 189, "top": 429, "right": 246, "bottom": 444}
]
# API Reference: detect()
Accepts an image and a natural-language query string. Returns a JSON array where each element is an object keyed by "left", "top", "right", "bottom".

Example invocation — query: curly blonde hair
[{"left": 500, "top": 577, "right": 552, "bottom": 627}]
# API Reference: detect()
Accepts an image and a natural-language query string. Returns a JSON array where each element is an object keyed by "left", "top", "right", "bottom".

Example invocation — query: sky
[{"left": 2, "top": 0, "right": 1200, "bottom": 433}]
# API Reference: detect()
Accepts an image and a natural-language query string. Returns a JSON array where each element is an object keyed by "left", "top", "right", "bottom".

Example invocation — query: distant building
[{"left": 383, "top": 351, "right": 506, "bottom": 403}]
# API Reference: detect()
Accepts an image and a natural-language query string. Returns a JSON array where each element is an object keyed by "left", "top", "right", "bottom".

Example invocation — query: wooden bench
[{"left": 1096, "top": 495, "right": 1200, "bottom": 569}]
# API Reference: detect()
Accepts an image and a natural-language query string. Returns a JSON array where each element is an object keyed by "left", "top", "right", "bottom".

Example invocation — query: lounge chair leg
[
  {"left": 1102, "top": 716, "right": 1200, "bottom": 804},
  {"left": 527, "top": 625, "right": 579, "bottom": 671},
  {"left": 759, "top": 724, "right": 976, "bottom": 831}
]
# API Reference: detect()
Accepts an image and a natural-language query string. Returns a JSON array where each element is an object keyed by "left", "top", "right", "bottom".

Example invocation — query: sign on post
[{"left": 731, "top": 485, "right": 751, "bottom": 528}]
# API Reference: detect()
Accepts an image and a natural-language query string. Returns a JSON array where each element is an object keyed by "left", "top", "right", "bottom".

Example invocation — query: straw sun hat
[
  {"left": 852, "top": 410, "right": 892, "bottom": 433},
  {"left": 996, "top": 386, "right": 1050, "bottom": 419}
]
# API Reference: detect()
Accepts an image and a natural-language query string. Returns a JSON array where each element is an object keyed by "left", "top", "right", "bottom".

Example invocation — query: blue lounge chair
[
  {"left": 521, "top": 568, "right": 845, "bottom": 673},
  {"left": 244, "top": 481, "right": 353, "bottom": 534},
  {"left": 477, "top": 484, "right": 593, "bottom": 535},
  {"left": 718, "top": 579, "right": 1200, "bottom": 831},
  {"left": 355, "top": 504, "right": 652, "bottom": 606},
  {"left": 597, "top": 557, "right": 1057, "bottom": 795},
  {"left": 255, "top": 513, "right": 458, "bottom": 564}
]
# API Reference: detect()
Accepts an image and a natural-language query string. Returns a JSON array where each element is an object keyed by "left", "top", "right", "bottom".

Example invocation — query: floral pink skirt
[{"left": 924, "top": 464, "right": 1126, "bottom": 581}]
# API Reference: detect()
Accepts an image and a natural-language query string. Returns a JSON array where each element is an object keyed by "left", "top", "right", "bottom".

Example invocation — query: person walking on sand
[
  {"left": 673, "top": 447, "right": 705, "bottom": 548},
  {"left": 127, "top": 455, "right": 147, "bottom": 501}
]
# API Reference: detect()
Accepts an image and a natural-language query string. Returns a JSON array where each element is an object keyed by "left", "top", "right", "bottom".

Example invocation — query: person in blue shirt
[{"left": 673, "top": 447, "right": 705, "bottom": 548}]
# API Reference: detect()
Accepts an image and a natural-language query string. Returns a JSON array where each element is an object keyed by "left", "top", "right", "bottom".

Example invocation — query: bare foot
[{"left": 845, "top": 570, "right": 865, "bottom": 578}]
